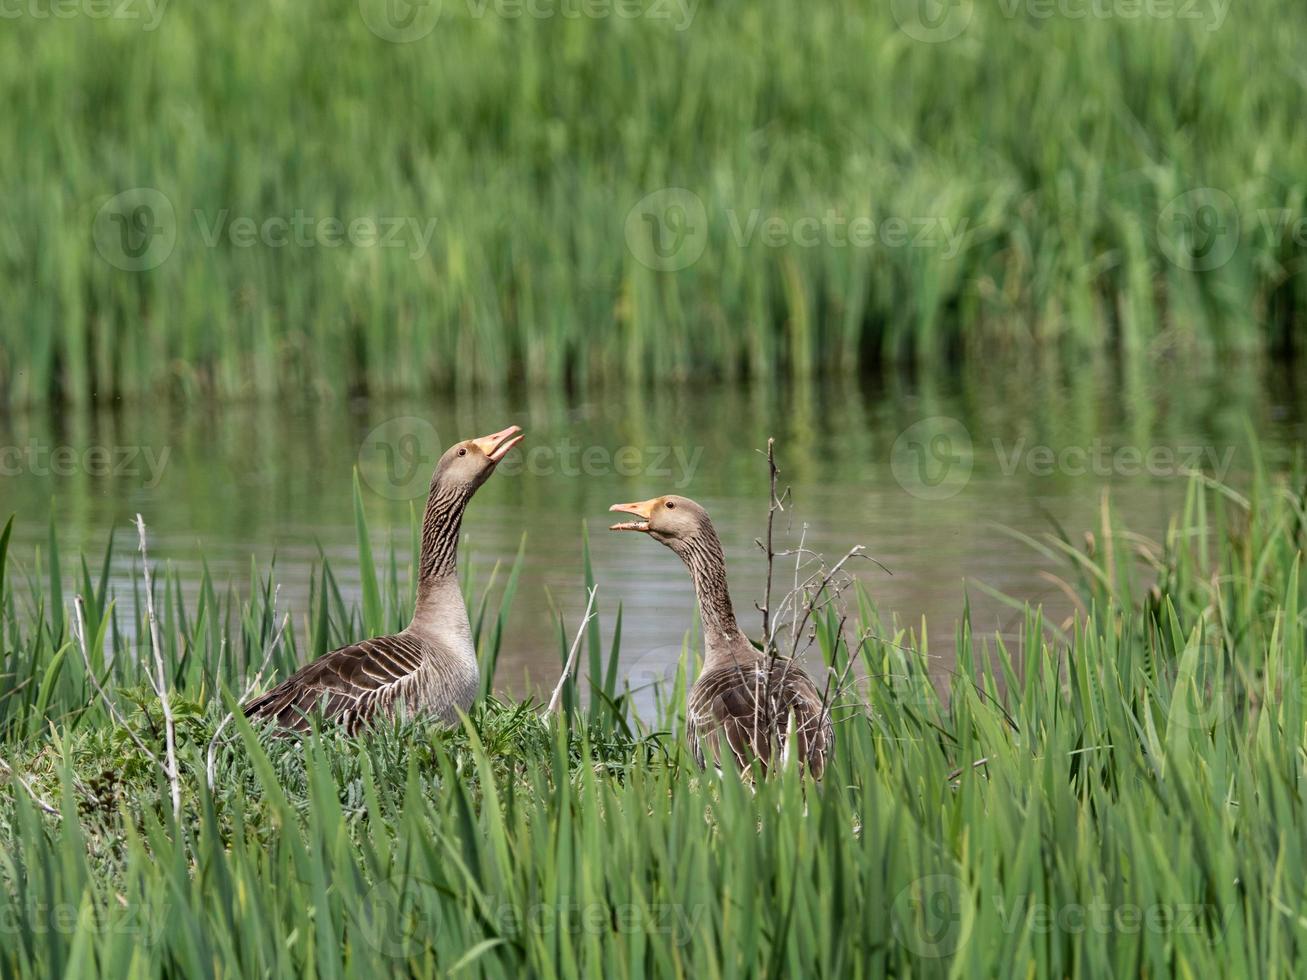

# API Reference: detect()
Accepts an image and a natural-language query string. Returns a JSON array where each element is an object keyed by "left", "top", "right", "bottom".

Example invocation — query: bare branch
[
  {"left": 135, "top": 514, "right": 181, "bottom": 823},
  {"left": 756, "top": 437, "right": 783, "bottom": 652},
  {"left": 544, "top": 586, "right": 599, "bottom": 718}
]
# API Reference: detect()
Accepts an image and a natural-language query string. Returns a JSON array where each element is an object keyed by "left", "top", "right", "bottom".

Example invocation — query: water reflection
[{"left": 1, "top": 359, "right": 1302, "bottom": 696}]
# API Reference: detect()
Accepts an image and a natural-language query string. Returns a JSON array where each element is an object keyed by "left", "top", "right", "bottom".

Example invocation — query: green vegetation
[
  {"left": 1, "top": 457, "right": 1306, "bottom": 975},
  {"left": 3, "top": 0, "right": 1306, "bottom": 406}
]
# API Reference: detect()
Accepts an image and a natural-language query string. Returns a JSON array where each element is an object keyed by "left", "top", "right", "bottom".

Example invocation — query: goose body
[
  {"left": 244, "top": 425, "right": 522, "bottom": 734},
  {"left": 610, "top": 495, "right": 833, "bottom": 778}
]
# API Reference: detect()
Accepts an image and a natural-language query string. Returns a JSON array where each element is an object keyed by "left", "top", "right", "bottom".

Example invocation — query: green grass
[
  {"left": 1, "top": 458, "right": 1306, "bottom": 975},
  {"left": 3, "top": 0, "right": 1306, "bottom": 406}
]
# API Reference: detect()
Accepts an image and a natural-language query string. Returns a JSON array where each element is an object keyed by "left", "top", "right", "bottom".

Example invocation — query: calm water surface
[{"left": 3, "top": 360, "right": 1303, "bottom": 696}]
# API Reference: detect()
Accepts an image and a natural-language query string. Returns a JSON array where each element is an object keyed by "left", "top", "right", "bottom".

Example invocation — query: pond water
[{"left": 2, "top": 358, "right": 1303, "bottom": 697}]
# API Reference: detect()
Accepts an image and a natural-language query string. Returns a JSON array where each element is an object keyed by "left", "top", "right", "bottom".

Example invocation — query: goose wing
[
  {"left": 243, "top": 634, "right": 426, "bottom": 734},
  {"left": 687, "top": 657, "right": 833, "bottom": 779}
]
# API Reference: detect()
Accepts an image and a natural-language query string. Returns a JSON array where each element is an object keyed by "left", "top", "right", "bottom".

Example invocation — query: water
[{"left": 2, "top": 359, "right": 1303, "bottom": 696}]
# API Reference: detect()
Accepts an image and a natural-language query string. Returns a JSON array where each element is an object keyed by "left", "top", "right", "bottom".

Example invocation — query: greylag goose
[
  {"left": 244, "top": 425, "right": 524, "bottom": 734},
  {"left": 609, "top": 495, "right": 833, "bottom": 778}
]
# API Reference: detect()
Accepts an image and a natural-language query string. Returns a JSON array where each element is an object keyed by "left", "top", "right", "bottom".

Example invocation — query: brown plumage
[
  {"left": 609, "top": 494, "right": 833, "bottom": 778},
  {"left": 243, "top": 425, "right": 523, "bottom": 734}
]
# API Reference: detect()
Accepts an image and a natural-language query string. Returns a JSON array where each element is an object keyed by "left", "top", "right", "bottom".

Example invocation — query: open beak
[
  {"left": 609, "top": 498, "right": 658, "bottom": 532},
  {"left": 472, "top": 425, "right": 524, "bottom": 463}
]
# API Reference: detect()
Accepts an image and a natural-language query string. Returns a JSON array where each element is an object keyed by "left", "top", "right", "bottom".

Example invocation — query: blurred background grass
[{"left": 2, "top": 0, "right": 1305, "bottom": 407}]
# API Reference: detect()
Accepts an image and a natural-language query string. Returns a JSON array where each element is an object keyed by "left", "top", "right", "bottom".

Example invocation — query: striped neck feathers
[
  {"left": 418, "top": 480, "right": 472, "bottom": 584},
  {"left": 666, "top": 523, "right": 746, "bottom": 646}
]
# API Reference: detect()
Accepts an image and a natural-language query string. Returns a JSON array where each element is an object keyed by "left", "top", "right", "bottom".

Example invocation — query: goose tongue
[
  {"left": 609, "top": 520, "right": 649, "bottom": 532},
  {"left": 471, "top": 425, "right": 524, "bottom": 462},
  {"left": 608, "top": 500, "right": 655, "bottom": 532}
]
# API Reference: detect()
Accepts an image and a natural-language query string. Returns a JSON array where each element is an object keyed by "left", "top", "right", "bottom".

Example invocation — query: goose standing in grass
[
  {"left": 244, "top": 425, "right": 524, "bottom": 734},
  {"left": 609, "top": 495, "right": 832, "bottom": 778}
]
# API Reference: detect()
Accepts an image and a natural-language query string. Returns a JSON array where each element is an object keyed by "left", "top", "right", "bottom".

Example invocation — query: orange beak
[
  {"left": 609, "top": 498, "right": 658, "bottom": 532},
  {"left": 471, "top": 425, "right": 524, "bottom": 463}
]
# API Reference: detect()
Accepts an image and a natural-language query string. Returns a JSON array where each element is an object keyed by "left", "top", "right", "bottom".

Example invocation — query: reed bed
[
  {"left": 3, "top": 0, "right": 1306, "bottom": 406},
  {"left": 0, "top": 460, "right": 1305, "bottom": 975}
]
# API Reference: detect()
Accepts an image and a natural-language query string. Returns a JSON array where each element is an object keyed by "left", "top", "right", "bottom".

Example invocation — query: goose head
[
  {"left": 435, "top": 424, "right": 524, "bottom": 493},
  {"left": 608, "top": 494, "right": 711, "bottom": 548}
]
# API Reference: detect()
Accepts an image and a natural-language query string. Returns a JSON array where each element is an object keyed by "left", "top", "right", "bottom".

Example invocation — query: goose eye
[
  {"left": 457, "top": 447, "right": 468, "bottom": 457},
  {"left": 665, "top": 501, "right": 675, "bottom": 509}
]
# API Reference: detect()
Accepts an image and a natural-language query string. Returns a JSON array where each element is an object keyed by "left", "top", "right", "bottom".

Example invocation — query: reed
[
  {"left": 3, "top": 0, "right": 1305, "bottom": 406},
  {"left": 0, "top": 453, "right": 1305, "bottom": 974}
]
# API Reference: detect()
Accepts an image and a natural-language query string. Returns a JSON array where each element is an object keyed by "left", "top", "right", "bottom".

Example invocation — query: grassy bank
[
  {"left": 3, "top": 0, "right": 1307, "bottom": 406},
  {"left": 1, "top": 460, "right": 1306, "bottom": 975}
]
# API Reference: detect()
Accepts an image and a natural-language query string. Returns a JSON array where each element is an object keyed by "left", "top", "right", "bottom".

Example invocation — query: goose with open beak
[
  {"left": 609, "top": 494, "right": 833, "bottom": 779},
  {"left": 245, "top": 425, "right": 524, "bottom": 733}
]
